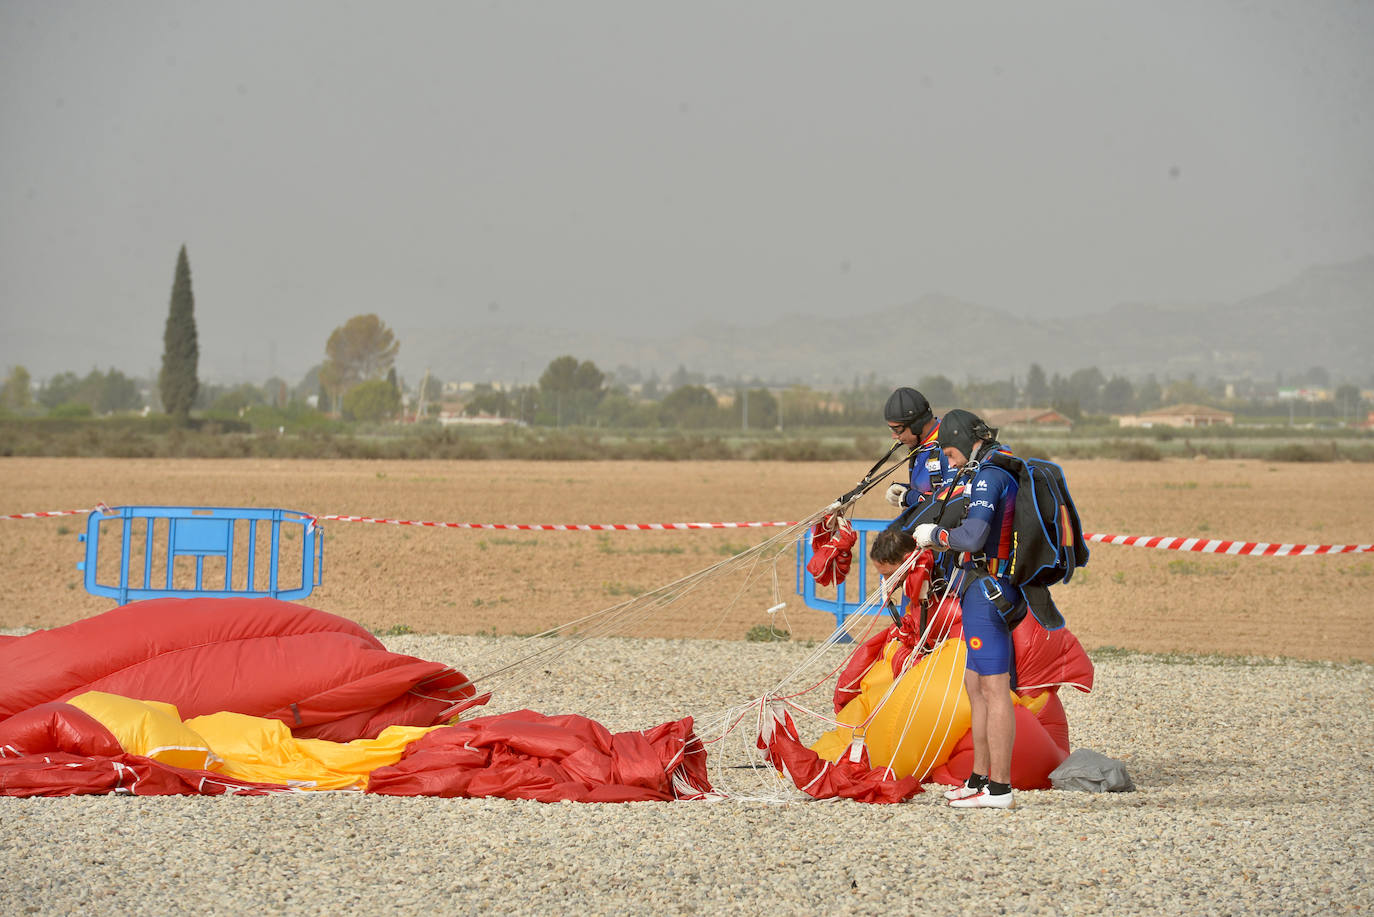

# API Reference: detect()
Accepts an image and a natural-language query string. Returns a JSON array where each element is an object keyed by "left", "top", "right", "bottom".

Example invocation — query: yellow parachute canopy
[
  {"left": 67, "top": 691, "right": 438, "bottom": 791},
  {"left": 810, "top": 638, "right": 971, "bottom": 779}
]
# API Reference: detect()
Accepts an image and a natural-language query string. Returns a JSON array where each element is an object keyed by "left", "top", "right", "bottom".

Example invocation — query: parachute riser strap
[
  {"left": 931, "top": 460, "right": 980, "bottom": 527},
  {"left": 836, "top": 441, "right": 917, "bottom": 507},
  {"left": 966, "top": 560, "right": 1028, "bottom": 626},
  {"left": 883, "top": 593, "right": 902, "bottom": 627}
]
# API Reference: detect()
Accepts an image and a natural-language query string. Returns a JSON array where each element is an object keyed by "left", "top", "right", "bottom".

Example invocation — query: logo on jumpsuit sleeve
[{"left": 968, "top": 636, "right": 983, "bottom": 650}]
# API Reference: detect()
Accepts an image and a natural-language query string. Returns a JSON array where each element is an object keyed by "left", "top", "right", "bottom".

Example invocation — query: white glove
[
  {"left": 884, "top": 482, "right": 909, "bottom": 508},
  {"left": 913, "top": 523, "right": 943, "bottom": 550}
]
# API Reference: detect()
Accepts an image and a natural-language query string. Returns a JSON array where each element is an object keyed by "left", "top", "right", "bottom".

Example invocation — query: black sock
[
  {"left": 967, "top": 772, "right": 988, "bottom": 790},
  {"left": 987, "top": 780, "right": 1011, "bottom": 796}
]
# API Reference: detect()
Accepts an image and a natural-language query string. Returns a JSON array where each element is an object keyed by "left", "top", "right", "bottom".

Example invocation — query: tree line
[{"left": 2, "top": 247, "right": 1369, "bottom": 429}]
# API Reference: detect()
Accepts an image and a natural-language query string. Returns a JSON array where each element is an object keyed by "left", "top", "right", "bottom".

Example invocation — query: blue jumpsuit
[
  {"left": 899, "top": 419, "right": 953, "bottom": 510},
  {"left": 937, "top": 458, "right": 1019, "bottom": 676}
]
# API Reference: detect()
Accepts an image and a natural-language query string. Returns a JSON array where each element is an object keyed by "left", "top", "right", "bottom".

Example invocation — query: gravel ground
[{"left": 3, "top": 635, "right": 1371, "bottom": 916}]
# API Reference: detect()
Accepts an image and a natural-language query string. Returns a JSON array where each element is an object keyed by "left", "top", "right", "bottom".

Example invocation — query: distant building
[
  {"left": 1117, "top": 404, "right": 1234, "bottom": 429},
  {"left": 979, "top": 408, "right": 1074, "bottom": 430},
  {"left": 1277, "top": 388, "right": 1331, "bottom": 403},
  {"left": 437, "top": 411, "right": 525, "bottom": 427}
]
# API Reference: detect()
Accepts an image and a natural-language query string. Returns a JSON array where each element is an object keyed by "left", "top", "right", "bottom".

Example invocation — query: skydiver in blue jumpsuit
[
  {"left": 881, "top": 387, "right": 953, "bottom": 516},
  {"left": 913, "top": 409, "right": 1020, "bottom": 810}
]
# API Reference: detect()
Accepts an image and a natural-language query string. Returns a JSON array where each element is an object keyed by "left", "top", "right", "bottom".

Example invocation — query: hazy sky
[{"left": 2, "top": 0, "right": 1372, "bottom": 383}]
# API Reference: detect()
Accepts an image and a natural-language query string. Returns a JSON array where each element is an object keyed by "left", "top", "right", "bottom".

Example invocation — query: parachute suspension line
[
  {"left": 689, "top": 443, "right": 930, "bottom": 789},
  {"left": 697, "top": 697, "right": 813, "bottom": 803},
  {"left": 764, "top": 556, "right": 794, "bottom": 638},
  {"left": 697, "top": 526, "right": 782, "bottom": 640},
  {"left": 835, "top": 440, "right": 920, "bottom": 508},
  {"left": 831, "top": 563, "right": 967, "bottom": 780},
  {"left": 694, "top": 553, "right": 932, "bottom": 799},
  {"left": 735, "top": 556, "right": 973, "bottom": 791},
  {"left": 881, "top": 568, "right": 970, "bottom": 780},
  {"left": 764, "top": 550, "right": 921, "bottom": 704},
  {"left": 463, "top": 509, "right": 833, "bottom": 693},
  {"left": 573, "top": 511, "right": 820, "bottom": 645}
]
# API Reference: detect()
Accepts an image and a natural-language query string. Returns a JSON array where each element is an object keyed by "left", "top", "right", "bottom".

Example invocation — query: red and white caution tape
[
  {"left": 313, "top": 515, "right": 795, "bottom": 531},
  {"left": 5, "top": 507, "right": 1371, "bottom": 555},
  {"left": 1083, "top": 532, "right": 1373, "bottom": 556},
  {"left": 1, "top": 503, "right": 111, "bottom": 521}
]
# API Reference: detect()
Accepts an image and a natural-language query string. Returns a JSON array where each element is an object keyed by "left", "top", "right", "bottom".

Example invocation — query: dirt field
[{"left": 2, "top": 457, "right": 1371, "bottom": 661}]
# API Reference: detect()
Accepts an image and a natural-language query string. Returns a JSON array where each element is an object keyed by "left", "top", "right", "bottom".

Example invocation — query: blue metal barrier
[
  {"left": 795, "top": 517, "right": 895, "bottom": 628},
  {"left": 78, "top": 506, "right": 323, "bottom": 604}
]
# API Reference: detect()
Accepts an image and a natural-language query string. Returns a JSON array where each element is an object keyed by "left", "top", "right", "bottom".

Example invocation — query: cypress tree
[{"left": 159, "top": 245, "right": 199, "bottom": 424}]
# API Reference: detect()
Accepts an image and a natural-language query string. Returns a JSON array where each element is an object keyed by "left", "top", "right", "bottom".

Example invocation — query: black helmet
[
  {"left": 884, "top": 387, "right": 932, "bottom": 429},
  {"left": 936, "top": 408, "right": 996, "bottom": 458}
]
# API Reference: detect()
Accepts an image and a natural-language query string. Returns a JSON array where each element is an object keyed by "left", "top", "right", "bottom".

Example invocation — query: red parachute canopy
[
  {"left": 0, "top": 601, "right": 714, "bottom": 801},
  {"left": 758, "top": 704, "right": 922, "bottom": 804},
  {"left": 806, "top": 515, "right": 858, "bottom": 587},
  {"left": 0, "top": 597, "right": 482, "bottom": 741},
  {"left": 368, "top": 709, "right": 711, "bottom": 802}
]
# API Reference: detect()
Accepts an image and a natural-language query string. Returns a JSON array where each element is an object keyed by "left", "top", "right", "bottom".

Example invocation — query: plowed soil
[{"left": 2, "top": 457, "right": 1370, "bottom": 661}]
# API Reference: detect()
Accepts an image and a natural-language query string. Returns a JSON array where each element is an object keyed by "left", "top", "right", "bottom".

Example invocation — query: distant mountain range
[
  {"left": 5, "top": 257, "right": 1369, "bottom": 388},
  {"left": 399, "top": 256, "right": 1374, "bottom": 387}
]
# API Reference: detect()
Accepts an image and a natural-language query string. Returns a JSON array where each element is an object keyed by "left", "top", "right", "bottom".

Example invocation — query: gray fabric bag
[{"left": 1050, "top": 748, "right": 1136, "bottom": 792}]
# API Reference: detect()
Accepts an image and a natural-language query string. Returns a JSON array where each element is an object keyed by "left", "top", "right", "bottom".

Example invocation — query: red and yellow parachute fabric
[
  {"left": 758, "top": 705, "right": 923, "bottom": 804},
  {"left": 772, "top": 594, "right": 1095, "bottom": 797},
  {"left": 0, "top": 598, "right": 483, "bottom": 741},
  {"left": 0, "top": 694, "right": 709, "bottom": 800},
  {"left": 0, "top": 600, "right": 712, "bottom": 801}
]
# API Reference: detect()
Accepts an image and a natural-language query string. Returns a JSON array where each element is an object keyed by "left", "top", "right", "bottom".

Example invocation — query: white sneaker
[
  {"left": 943, "top": 783, "right": 982, "bottom": 801},
  {"left": 949, "top": 788, "right": 1014, "bottom": 809}
]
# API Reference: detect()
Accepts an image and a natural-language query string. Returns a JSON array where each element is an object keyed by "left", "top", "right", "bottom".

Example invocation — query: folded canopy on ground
[
  {"left": 0, "top": 596, "right": 1095, "bottom": 802},
  {"left": 0, "top": 597, "right": 481, "bottom": 742},
  {"left": 0, "top": 694, "right": 710, "bottom": 801},
  {"left": 0, "top": 599, "right": 711, "bottom": 801}
]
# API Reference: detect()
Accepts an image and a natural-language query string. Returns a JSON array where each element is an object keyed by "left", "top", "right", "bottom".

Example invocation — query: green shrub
[
  {"left": 49, "top": 402, "right": 93, "bottom": 419},
  {"left": 746, "top": 624, "right": 790, "bottom": 642},
  {"left": 1104, "top": 440, "right": 1162, "bottom": 461},
  {"left": 1266, "top": 443, "right": 1329, "bottom": 462}
]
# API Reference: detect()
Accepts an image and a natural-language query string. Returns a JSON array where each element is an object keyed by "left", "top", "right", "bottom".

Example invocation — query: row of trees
[
  {"left": 6, "top": 347, "right": 1369, "bottom": 429},
  {"left": 1, "top": 242, "right": 1367, "bottom": 428},
  {"left": 446, "top": 356, "right": 1372, "bottom": 430},
  {"left": 0, "top": 243, "right": 409, "bottom": 425}
]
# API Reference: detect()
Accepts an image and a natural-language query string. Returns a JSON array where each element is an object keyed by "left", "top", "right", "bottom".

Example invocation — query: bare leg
[
  {"left": 964, "top": 669, "right": 988, "bottom": 779},
  {"left": 979, "top": 672, "right": 1015, "bottom": 785}
]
